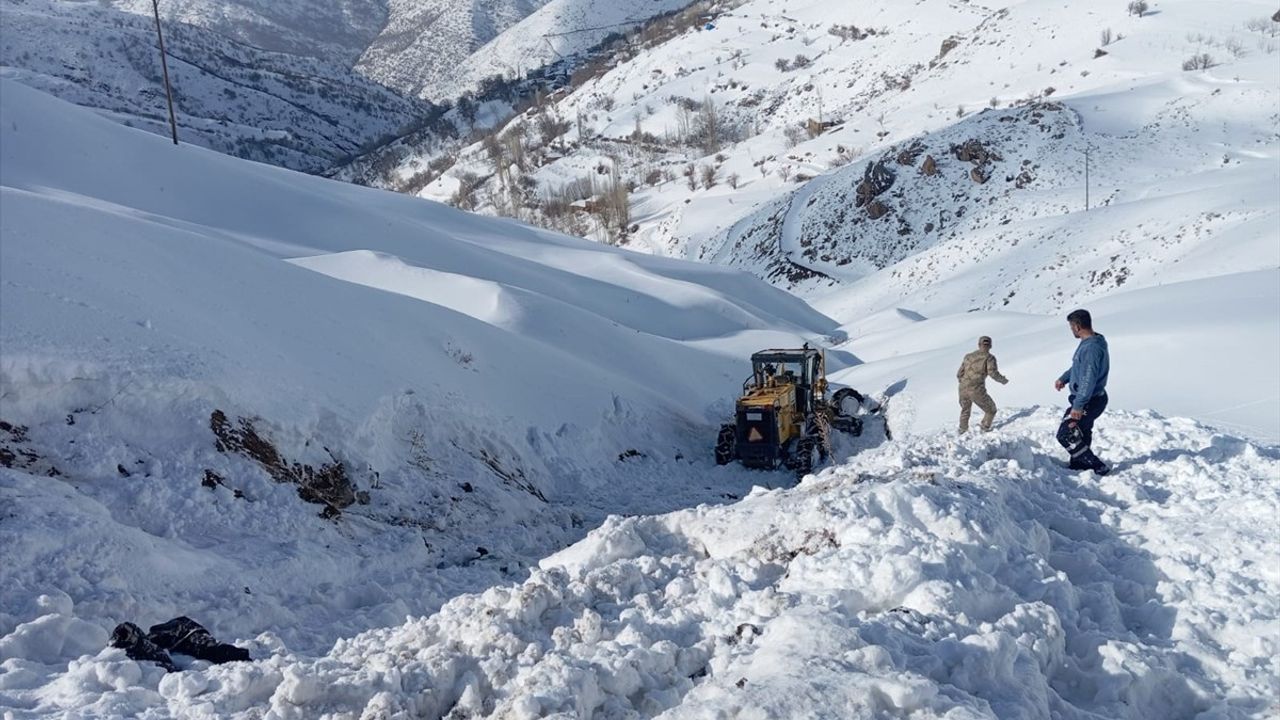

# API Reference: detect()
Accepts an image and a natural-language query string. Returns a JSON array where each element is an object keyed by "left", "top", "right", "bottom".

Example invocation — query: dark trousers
[{"left": 1056, "top": 392, "right": 1108, "bottom": 461}]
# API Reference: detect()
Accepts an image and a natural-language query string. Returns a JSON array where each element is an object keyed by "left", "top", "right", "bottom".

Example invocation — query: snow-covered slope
[
  {"left": 438, "top": 0, "right": 698, "bottom": 101},
  {"left": 110, "top": 0, "right": 388, "bottom": 64},
  {"left": 0, "top": 79, "right": 838, "bottom": 674},
  {"left": 354, "top": 0, "right": 552, "bottom": 101},
  {"left": 707, "top": 69, "right": 1278, "bottom": 301},
  {"left": 0, "top": 0, "right": 431, "bottom": 173}
]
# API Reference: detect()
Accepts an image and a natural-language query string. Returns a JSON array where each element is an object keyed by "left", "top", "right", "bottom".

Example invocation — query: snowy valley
[{"left": 1, "top": 0, "right": 1278, "bottom": 718}]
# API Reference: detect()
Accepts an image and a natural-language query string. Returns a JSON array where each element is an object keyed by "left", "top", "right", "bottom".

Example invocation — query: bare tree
[
  {"left": 676, "top": 102, "right": 696, "bottom": 145},
  {"left": 501, "top": 129, "right": 526, "bottom": 172},
  {"left": 696, "top": 96, "right": 722, "bottom": 154},
  {"left": 482, "top": 133, "right": 508, "bottom": 187},
  {"left": 593, "top": 165, "right": 631, "bottom": 243}
]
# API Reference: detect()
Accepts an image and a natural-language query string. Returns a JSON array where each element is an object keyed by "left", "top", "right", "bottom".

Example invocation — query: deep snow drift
[{"left": 5, "top": 410, "right": 1276, "bottom": 718}]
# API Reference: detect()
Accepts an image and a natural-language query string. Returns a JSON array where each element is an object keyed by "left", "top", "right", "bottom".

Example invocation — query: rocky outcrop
[
  {"left": 855, "top": 160, "right": 896, "bottom": 207},
  {"left": 951, "top": 139, "right": 1002, "bottom": 165},
  {"left": 896, "top": 141, "right": 925, "bottom": 167},
  {"left": 210, "top": 410, "right": 366, "bottom": 515}
]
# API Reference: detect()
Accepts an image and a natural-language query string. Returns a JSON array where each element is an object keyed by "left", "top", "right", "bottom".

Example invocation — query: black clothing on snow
[
  {"left": 110, "top": 616, "right": 249, "bottom": 672},
  {"left": 110, "top": 622, "right": 178, "bottom": 672}
]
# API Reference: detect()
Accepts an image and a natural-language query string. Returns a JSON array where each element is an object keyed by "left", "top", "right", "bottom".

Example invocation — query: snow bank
[{"left": 9, "top": 409, "right": 1273, "bottom": 718}]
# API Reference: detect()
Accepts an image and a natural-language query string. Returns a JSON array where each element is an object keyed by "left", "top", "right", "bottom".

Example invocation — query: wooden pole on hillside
[{"left": 151, "top": 0, "right": 179, "bottom": 145}]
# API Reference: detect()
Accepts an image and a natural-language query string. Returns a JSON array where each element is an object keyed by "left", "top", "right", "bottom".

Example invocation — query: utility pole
[{"left": 151, "top": 0, "right": 179, "bottom": 145}]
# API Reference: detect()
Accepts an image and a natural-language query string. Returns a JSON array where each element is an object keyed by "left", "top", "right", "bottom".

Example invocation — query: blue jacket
[{"left": 1058, "top": 334, "right": 1109, "bottom": 410}]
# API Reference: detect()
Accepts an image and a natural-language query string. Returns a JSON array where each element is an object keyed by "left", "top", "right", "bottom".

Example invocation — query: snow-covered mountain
[
  {"left": 388, "top": 0, "right": 1278, "bottom": 302},
  {"left": 0, "top": 0, "right": 698, "bottom": 171},
  {"left": 109, "top": 0, "right": 389, "bottom": 64},
  {"left": 354, "top": 0, "right": 552, "bottom": 101},
  {"left": 0, "top": 0, "right": 431, "bottom": 173},
  {"left": 435, "top": 0, "right": 700, "bottom": 102}
]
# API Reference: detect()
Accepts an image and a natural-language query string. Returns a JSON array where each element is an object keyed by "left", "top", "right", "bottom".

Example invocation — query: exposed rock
[
  {"left": 1273, "top": 9, "right": 1279, "bottom": 22},
  {"left": 866, "top": 199, "right": 890, "bottom": 219},
  {"left": 0, "top": 420, "right": 61, "bottom": 477},
  {"left": 970, "top": 166, "right": 989, "bottom": 184},
  {"left": 952, "top": 139, "right": 1002, "bottom": 165},
  {"left": 1094, "top": 48, "right": 1109, "bottom": 59},
  {"left": 210, "top": 410, "right": 357, "bottom": 512},
  {"left": 855, "top": 160, "right": 895, "bottom": 206},
  {"left": 921, "top": 155, "right": 938, "bottom": 176},
  {"left": 935, "top": 36, "right": 961, "bottom": 64},
  {"left": 895, "top": 141, "right": 925, "bottom": 167},
  {"left": 1014, "top": 170, "right": 1034, "bottom": 188}
]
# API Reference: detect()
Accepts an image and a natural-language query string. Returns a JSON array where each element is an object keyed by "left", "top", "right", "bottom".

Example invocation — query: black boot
[
  {"left": 1066, "top": 456, "right": 1091, "bottom": 471},
  {"left": 1079, "top": 450, "right": 1109, "bottom": 476}
]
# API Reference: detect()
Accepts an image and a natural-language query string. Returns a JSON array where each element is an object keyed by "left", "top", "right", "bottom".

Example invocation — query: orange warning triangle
[{"left": 748, "top": 428, "right": 764, "bottom": 442}]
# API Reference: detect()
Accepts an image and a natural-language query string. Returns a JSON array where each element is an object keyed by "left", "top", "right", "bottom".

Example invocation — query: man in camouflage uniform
[{"left": 957, "top": 336, "right": 1009, "bottom": 433}]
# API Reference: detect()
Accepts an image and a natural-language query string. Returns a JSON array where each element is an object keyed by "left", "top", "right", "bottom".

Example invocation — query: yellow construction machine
[{"left": 714, "top": 345, "right": 872, "bottom": 477}]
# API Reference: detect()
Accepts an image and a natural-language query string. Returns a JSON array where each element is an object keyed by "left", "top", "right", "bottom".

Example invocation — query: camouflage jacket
[{"left": 957, "top": 349, "right": 1008, "bottom": 389}]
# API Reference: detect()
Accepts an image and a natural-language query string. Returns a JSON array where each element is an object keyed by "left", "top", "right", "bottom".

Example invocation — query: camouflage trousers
[{"left": 959, "top": 386, "right": 997, "bottom": 433}]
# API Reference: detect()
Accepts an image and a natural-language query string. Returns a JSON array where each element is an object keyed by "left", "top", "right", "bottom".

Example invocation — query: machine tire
[
  {"left": 794, "top": 436, "right": 821, "bottom": 478},
  {"left": 832, "top": 415, "right": 863, "bottom": 437},
  {"left": 832, "top": 387, "right": 865, "bottom": 416},
  {"left": 714, "top": 424, "right": 736, "bottom": 465}
]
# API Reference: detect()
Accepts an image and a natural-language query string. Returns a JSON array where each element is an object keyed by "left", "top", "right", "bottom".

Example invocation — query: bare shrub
[
  {"left": 700, "top": 163, "right": 718, "bottom": 189},
  {"left": 828, "top": 24, "right": 867, "bottom": 41},
  {"left": 727, "top": 172, "right": 741, "bottom": 189},
  {"left": 1127, "top": 1, "right": 1149, "bottom": 17},
  {"left": 1181, "top": 53, "right": 1217, "bottom": 70},
  {"left": 1101, "top": 27, "right": 1114, "bottom": 45},
  {"left": 535, "top": 112, "right": 571, "bottom": 145}
]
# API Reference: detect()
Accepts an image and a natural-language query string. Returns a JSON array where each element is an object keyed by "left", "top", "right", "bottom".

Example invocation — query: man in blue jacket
[{"left": 1054, "top": 309, "right": 1110, "bottom": 474}]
